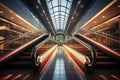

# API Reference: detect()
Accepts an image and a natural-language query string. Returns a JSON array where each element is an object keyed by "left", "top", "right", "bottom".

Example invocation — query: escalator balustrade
[{"left": 73, "top": 33, "right": 120, "bottom": 80}]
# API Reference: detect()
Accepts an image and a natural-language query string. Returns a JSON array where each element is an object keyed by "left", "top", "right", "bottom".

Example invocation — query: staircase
[
  {"left": 85, "top": 47, "right": 120, "bottom": 80},
  {"left": 66, "top": 42, "right": 120, "bottom": 80},
  {"left": 0, "top": 46, "right": 36, "bottom": 80},
  {"left": 0, "top": 43, "right": 56, "bottom": 80},
  {"left": 9, "top": 47, "right": 34, "bottom": 69},
  {"left": 95, "top": 48, "right": 120, "bottom": 69}
]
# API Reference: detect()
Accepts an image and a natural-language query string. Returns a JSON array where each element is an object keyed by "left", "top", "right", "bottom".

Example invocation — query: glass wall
[
  {"left": 0, "top": 18, "right": 44, "bottom": 56},
  {"left": 77, "top": 16, "right": 120, "bottom": 52}
]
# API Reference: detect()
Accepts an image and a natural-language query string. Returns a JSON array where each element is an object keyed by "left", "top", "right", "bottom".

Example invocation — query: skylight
[{"left": 46, "top": 0, "right": 73, "bottom": 34}]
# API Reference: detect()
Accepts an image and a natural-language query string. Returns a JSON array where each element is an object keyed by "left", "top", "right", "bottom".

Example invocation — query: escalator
[
  {"left": 85, "top": 48, "right": 120, "bottom": 80},
  {"left": 0, "top": 43, "right": 55, "bottom": 80},
  {"left": 73, "top": 33, "right": 120, "bottom": 80},
  {"left": 40, "top": 46, "right": 84, "bottom": 80},
  {"left": 0, "top": 46, "right": 36, "bottom": 80},
  {"left": 8, "top": 47, "right": 34, "bottom": 69},
  {"left": 94, "top": 48, "right": 120, "bottom": 69},
  {"left": 0, "top": 44, "right": 57, "bottom": 80},
  {"left": 0, "top": 32, "right": 50, "bottom": 80}
]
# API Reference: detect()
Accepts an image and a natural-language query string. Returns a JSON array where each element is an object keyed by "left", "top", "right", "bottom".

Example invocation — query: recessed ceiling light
[
  {"left": 10, "top": 17, "right": 14, "bottom": 19},
  {"left": 93, "top": 27, "right": 96, "bottom": 29},
  {"left": 102, "top": 16, "right": 105, "bottom": 18},
  {"left": 43, "top": 10, "right": 45, "bottom": 13},
  {"left": 80, "top": 5, "right": 83, "bottom": 8},
  {"left": 94, "top": 21, "right": 97, "bottom": 23},
  {"left": 118, "top": 5, "right": 120, "bottom": 8},
  {"left": 78, "top": 1, "right": 81, "bottom": 4},
  {"left": 72, "top": 17, "right": 74, "bottom": 19},
  {"left": 0, "top": 11, "right": 3, "bottom": 14},
  {"left": 35, "top": 5, "right": 39, "bottom": 9},
  {"left": 48, "top": 21, "right": 50, "bottom": 24},
  {"left": 47, "top": 18, "right": 49, "bottom": 21},
  {"left": 9, "top": 10, "right": 13, "bottom": 13},
  {"left": 74, "top": 11, "right": 76, "bottom": 14},
  {"left": 40, "top": 13, "right": 43, "bottom": 16},
  {"left": 20, "top": 22, "right": 22, "bottom": 24},
  {"left": 37, "top": 0, "right": 40, "bottom": 4},
  {"left": 76, "top": 13, "right": 79, "bottom": 16}
]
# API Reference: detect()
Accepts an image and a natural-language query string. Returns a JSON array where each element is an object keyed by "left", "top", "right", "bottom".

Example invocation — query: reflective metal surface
[{"left": 40, "top": 46, "right": 83, "bottom": 80}]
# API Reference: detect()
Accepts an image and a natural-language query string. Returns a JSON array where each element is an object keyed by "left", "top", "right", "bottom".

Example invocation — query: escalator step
[
  {"left": 10, "top": 74, "right": 22, "bottom": 80},
  {"left": 97, "top": 56, "right": 112, "bottom": 61},
  {"left": 21, "top": 52, "right": 31, "bottom": 56},
  {"left": 12, "top": 74, "right": 31, "bottom": 80},
  {"left": 21, "top": 74, "right": 30, "bottom": 80},
  {"left": 25, "top": 49, "right": 33, "bottom": 52},
  {"left": 95, "top": 62, "right": 120, "bottom": 68},
  {"left": 0, "top": 74, "right": 13, "bottom": 80},
  {"left": 14, "top": 56, "right": 32, "bottom": 61},
  {"left": 9, "top": 62, "right": 33, "bottom": 68},
  {"left": 95, "top": 49, "right": 101, "bottom": 52},
  {"left": 0, "top": 74, "right": 22, "bottom": 80},
  {"left": 97, "top": 52, "right": 106, "bottom": 56}
]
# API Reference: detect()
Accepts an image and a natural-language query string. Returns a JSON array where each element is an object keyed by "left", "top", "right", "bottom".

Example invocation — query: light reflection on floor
[
  {"left": 52, "top": 46, "right": 66, "bottom": 80},
  {"left": 39, "top": 46, "right": 82, "bottom": 80}
]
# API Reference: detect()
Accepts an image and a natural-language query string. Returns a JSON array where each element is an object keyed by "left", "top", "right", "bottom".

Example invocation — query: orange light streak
[
  {"left": 12, "top": 74, "right": 22, "bottom": 80},
  {"left": 63, "top": 47, "right": 85, "bottom": 77},
  {"left": 63, "top": 44, "right": 86, "bottom": 64},
  {"left": 40, "top": 46, "right": 58, "bottom": 75},
  {"left": 111, "top": 75, "right": 120, "bottom": 80},
  {"left": 0, "top": 74, "right": 12, "bottom": 80},
  {"left": 40, "top": 45, "right": 58, "bottom": 64},
  {"left": 99, "top": 74, "right": 108, "bottom": 80},
  {"left": 23, "top": 74, "right": 30, "bottom": 80}
]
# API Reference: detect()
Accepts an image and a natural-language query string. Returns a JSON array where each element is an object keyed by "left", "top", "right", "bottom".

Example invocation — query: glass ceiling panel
[
  {"left": 46, "top": 0, "right": 73, "bottom": 34},
  {"left": 61, "top": 7, "right": 66, "bottom": 11},
  {"left": 53, "top": 7, "right": 58, "bottom": 12},
  {"left": 51, "top": 11, "right": 68, "bottom": 14},
  {"left": 52, "top": 0, "right": 58, "bottom": 6}
]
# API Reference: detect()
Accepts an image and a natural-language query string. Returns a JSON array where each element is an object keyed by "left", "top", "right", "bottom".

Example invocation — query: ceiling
[
  {"left": 46, "top": 0, "right": 73, "bottom": 34},
  {"left": 20, "top": 0, "right": 97, "bottom": 35},
  {"left": 0, "top": 2, "right": 37, "bottom": 33},
  {"left": 74, "top": 0, "right": 120, "bottom": 33},
  {"left": 0, "top": 0, "right": 118, "bottom": 36},
  {"left": 21, "top": 0, "right": 56, "bottom": 35}
]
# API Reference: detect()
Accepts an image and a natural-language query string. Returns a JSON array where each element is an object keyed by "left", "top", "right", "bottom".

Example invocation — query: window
[{"left": 46, "top": 0, "right": 72, "bottom": 34}]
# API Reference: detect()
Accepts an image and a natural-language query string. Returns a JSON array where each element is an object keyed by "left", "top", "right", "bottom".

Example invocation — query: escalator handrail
[
  {"left": 31, "top": 34, "right": 51, "bottom": 67},
  {"left": 0, "top": 30, "right": 43, "bottom": 45},
  {"left": 77, "top": 33, "right": 120, "bottom": 61},
  {"left": 81, "top": 28, "right": 120, "bottom": 43},
  {"left": 0, "top": 33, "right": 48, "bottom": 63},
  {"left": 73, "top": 34, "right": 96, "bottom": 69}
]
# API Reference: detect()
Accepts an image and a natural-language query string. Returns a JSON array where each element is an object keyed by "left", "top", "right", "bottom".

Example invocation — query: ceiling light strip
[
  {"left": 40, "top": 1, "right": 56, "bottom": 34},
  {"left": 0, "top": 2, "right": 38, "bottom": 30},
  {"left": 65, "top": 1, "right": 81, "bottom": 34},
  {"left": 0, "top": 17, "right": 30, "bottom": 32},
  {"left": 74, "top": 0, "right": 117, "bottom": 34},
  {"left": 91, "top": 15, "right": 120, "bottom": 30}
]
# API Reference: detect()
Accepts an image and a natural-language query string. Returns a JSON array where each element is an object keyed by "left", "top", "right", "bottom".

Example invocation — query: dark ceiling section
[
  {"left": 71, "top": 0, "right": 112, "bottom": 33},
  {"left": 65, "top": 0, "right": 96, "bottom": 34},
  {"left": 64, "top": 0, "right": 78, "bottom": 34},
  {"left": 40, "top": 0, "right": 55, "bottom": 33},
  {"left": 21, "top": 0, "right": 56, "bottom": 35},
  {"left": 0, "top": 0, "right": 43, "bottom": 30}
]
